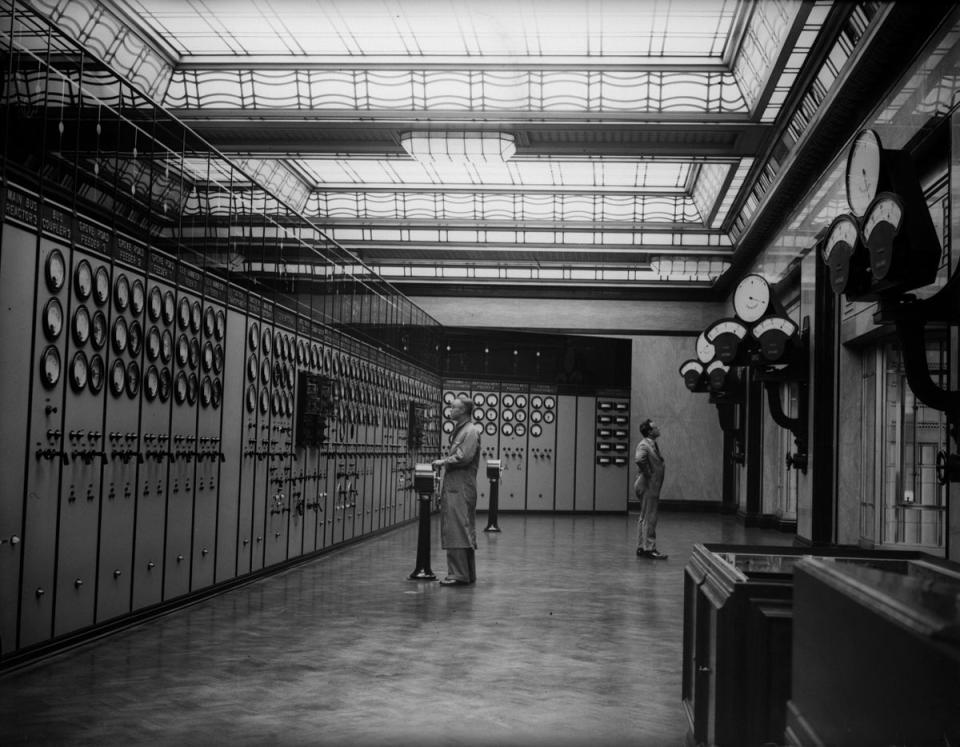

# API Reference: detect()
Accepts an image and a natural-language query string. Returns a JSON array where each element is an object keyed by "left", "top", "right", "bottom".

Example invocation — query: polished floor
[{"left": 0, "top": 512, "right": 788, "bottom": 746}]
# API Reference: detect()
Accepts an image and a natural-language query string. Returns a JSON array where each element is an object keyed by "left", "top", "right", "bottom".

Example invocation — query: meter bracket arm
[
  {"left": 709, "top": 369, "right": 746, "bottom": 464},
  {"left": 873, "top": 269, "right": 960, "bottom": 479}
]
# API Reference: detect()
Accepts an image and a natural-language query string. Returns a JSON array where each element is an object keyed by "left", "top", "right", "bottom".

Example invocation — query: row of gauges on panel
[{"left": 441, "top": 418, "right": 548, "bottom": 439}]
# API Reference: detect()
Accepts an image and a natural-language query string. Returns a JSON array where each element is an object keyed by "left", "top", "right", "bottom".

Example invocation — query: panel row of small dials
[
  {"left": 441, "top": 390, "right": 556, "bottom": 439},
  {"left": 37, "top": 248, "right": 226, "bottom": 408}
]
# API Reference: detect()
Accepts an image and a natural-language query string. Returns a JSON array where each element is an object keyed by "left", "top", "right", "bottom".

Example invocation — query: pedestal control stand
[
  {"left": 484, "top": 459, "right": 502, "bottom": 533},
  {"left": 408, "top": 463, "right": 437, "bottom": 580}
]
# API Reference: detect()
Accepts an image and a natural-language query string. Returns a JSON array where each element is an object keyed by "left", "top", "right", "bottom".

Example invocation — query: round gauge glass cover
[
  {"left": 109, "top": 358, "right": 125, "bottom": 397},
  {"left": 127, "top": 320, "right": 143, "bottom": 357},
  {"left": 515, "top": 395, "right": 527, "bottom": 408},
  {"left": 246, "top": 385, "right": 257, "bottom": 413},
  {"left": 486, "top": 394, "right": 499, "bottom": 407},
  {"left": 91, "top": 310, "right": 107, "bottom": 350},
  {"left": 203, "top": 307, "right": 215, "bottom": 338},
  {"left": 190, "top": 301, "right": 202, "bottom": 334},
  {"left": 261, "top": 358, "right": 271, "bottom": 384},
  {"left": 158, "top": 368, "right": 172, "bottom": 402},
  {"left": 515, "top": 409, "right": 527, "bottom": 423},
  {"left": 202, "top": 342, "right": 214, "bottom": 372},
  {"left": 502, "top": 394, "right": 514, "bottom": 407},
  {"left": 845, "top": 129, "right": 882, "bottom": 217},
  {"left": 144, "top": 365, "right": 159, "bottom": 401},
  {"left": 43, "top": 297, "right": 64, "bottom": 340},
  {"left": 733, "top": 274, "right": 771, "bottom": 324},
  {"left": 215, "top": 310, "right": 225, "bottom": 341},
  {"left": 443, "top": 421, "right": 455, "bottom": 434},
  {"left": 74, "top": 260, "right": 93, "bottom": 300},
  {"left": 473, "top": 407, "right": 485, "bottom": 421},
  {"left": 112, "top": 316, "right": 128, "bottom": 356},
  {"left": 40, "top": 345, "right": 61, "bottom": 389},
  {"left": 187, "top": 373, "right": 198, "bottom": 405},
  {"left": 473, "top": 393, "right": 485, "bottom": 406},
  {"left": 248, "top": 323, "right": 260, "bottom": 351},
  {"left": 146, "top": 326, "right": 161, "bottom": 361},
  {"left": 174, "top": 371, "right": 188, "bottom": 404},
  {"left": 247, "top": 354, "right": 258, "bottom": 382},
  {"left": 262, "top": 329, "right": 272, "bottom": 353},
  {"left": 259, "top": 389, "right": 270, "bottom": 415},
  {"left": 544, "top": 396, "right": 555, "bottom": 409},
  {"left": 543, "top": 411, "right": 555, "bottom": 424},
  {"left": 113, "top": 274, "right": 130, "bottom": 311},
  {"left": 212, "top": 345, "right": 223, "bottom": 374},
  {"left": 188, "top": 338, "right": 200, "bottom": 369},
  {"left": 502, "top": 423, "right": 514, "bottom": 437},
  {"left": 696, "top": 332, "right": 716, "bottom": 364},
  {"left": 148, "top": 286, "right": 163, "bottom": 321},
  {"left": 162, "top": 291, "right": 176, "bottom": 325},
  {"left": 530, "top": 410, "right": 542, "bottom": 423},
  {"left": 502, "top": 409, "right": 514, "bottom": 421},
  {"left": 485, "top": 422, "right": 497, "bottom": 436},
  {"left": 531, "top": 395, "right": 543, "bottom": 409},
  {"left": 212, "top": 379, "right": 222, "bottom": 409},
  {"left": 200, "top": 377, "right": 212, "bottom": 407},
  {"left": 126, "top": 361, "right": 141, "bottom": 398},
  {"left": 176, "top": 334, "right": 189, "bottom": 366},
  {"left": 161, "top": 329, "right": 173, "bottom": 363},
  {"left": 177, "top": 298, "right": 190, "bottom": 330},
  {"left": 88, "top": 354, "right": 104, "bottom": 394},
  {"left": 130, "top": 279, "right": 145, "bottom": 315},
  {"left": 45, "top": 250, "right": 66, "bottom": 293},
  {"left": 71, "top": 351, "right": 89, "bottom": 392},
  {"left": 531, "top": 424, "right": 543, "bottom": 438},
  {"left": 514, "top": 423, "right": 526, "bottom": 437},
  {"left": 94, "top": 266, "right": 110, "bottom": 306},
  {"left": 72, "top": 305, "right": 91, "bottom": 346}
]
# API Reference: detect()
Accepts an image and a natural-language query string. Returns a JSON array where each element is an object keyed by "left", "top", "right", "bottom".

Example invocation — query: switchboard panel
[
  {"left": 524, "top": 387, "right": 557, "bottom": 511},
  {"left": 594, "top": 394, "right": 631, "bottom": 512},
  {"left": 554, "top": 395, "right": 578, "bottom": 512},
  {"left": 497, "top": 384, "right": 529, "bottom": 510},
  {"left": 574, "top": 396, "right": 597, "bottom": 512}
]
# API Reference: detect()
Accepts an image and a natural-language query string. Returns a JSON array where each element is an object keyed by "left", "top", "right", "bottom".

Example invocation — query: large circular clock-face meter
[
  {"left": 162, "top": 290, "right": 176, "bottom": 325},
  {"left": 42, "top": 297, "right": 63, "bottom": 340},
  {"left": 114, "top": 273, "right": 130, "bottom": 311},
  {"left": 131, "top": 279, "right": 145, "bottom": 315},
  {"left": 74, "top": 260, "right": 93, "bottom": 300},
  {"left": 112, "top": 316, "right": 128, "bottom": 356},
  {"left": 846, "top": 129, "right": 882, "bottom": 217},
  {"left": 40, "top": 345, "right": 61, "bottom": 389},
  {"left": 46, "top": 250, "right": 66, "bottom": 293},
  {"left": 109, "top": 358, "right": 125, "bottom": 397},
  {"left": 73, "top": 305, "right": 91, "bottom": 346},
  {"left": 862, "top": 192, "right": 904, "bottom": 281},
  {"left": 93, "top": 266, "right": 110, "bottom": 306},
  {"left": 148, "top": 286, "right": 163, "bottom": 321},
  {"left": 696, "top": 331, "right": 715, "bottom": 364},
  {"left": 733, "top": 274, "right": 771, "bottom": 323},
  {"left": 70, "top": 351, "right": 89, "bottom": 392},
  {"left": 89, "top": 354, "right": 104, "bottom": 394}
]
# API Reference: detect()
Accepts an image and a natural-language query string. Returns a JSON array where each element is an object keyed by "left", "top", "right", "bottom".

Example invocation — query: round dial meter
[
  {"left": 112, "top": 316, "right": 128, "bottom": 356},
  {"left": 160, "top": 329, "right": 173, "bottom": 363},
  {"left": 144, "top": 365, "right": 159, "bottom": 401},
  {"left": 93, "top": 265, "right": 110, "bottom": 306},
  {"left": 74, "top": 260, "right": 93, "bottom": 300},
  {"left": 246, "top": 385, "right": 257, "bottom": 413},
  {"left": 130, "top": 279, "right": 145, "bottom": 315},
  {"left": 174, "top": 371, "right": 188, "bottom": 404},
  {"left": 109, "top": 358, "right": 125, "bottom": 397},
  {"left": 88, "top": 354, "right": 104, "bottom": 394},
  {"left": 190, "top": 301, "right": 202, "bottom": 334},
  {"left": 845, "top": 129, "right": 882, "bottom": 218},
  {"left": 186, "top": 373, "right": 198, "bottom": 405},
  {"left": 188, "top": 338, "right": 200, "bottom": 369},
  {"left": 733, "top": 274, "right": 771, "bottom": 324},
  {"left": 73, "top": 305, "right": 91, "bottom": 346},
  {"left": 862, "top": 193, "right": 904, "bottom": 282},
  {"left": 162, "top": 290, "right": 176, "bottom": 325},
  {"left": 127, "top": 320, "right": 143, "bottom": 357},
  {"left": 215, "top": 310, "right": 226, "bottom": 341},
  {"left": 696, "top": 332, "right": 716, "bottom": 364},
  {"left": 70, "top": 351, "right": 89, "bottom": 392},
  {"left": 113, "top": 273, "right": 130, "bottom": 311},
  {"left": 158, "top": 368, "right": 171, "bottom": 402},
  {"left": 40, "top": 345, "right": 61, "bottom": 389},
  {"left": 247, "top": 354, "right": 258, "bottom": 382},
  {"left": 146, "top": 326, "right": 161, "bottom": 361},
  {"left": 177, "top": 297, "right": 190, "bottom": 330},
  {"left": 148, "top": 286, "right": 163, "bottom": 321},
  {"left": 126, "top": 360, "right": 141, "bottom": 398},
  {"left": 248, "top": 323, "right": 260, "bottom": 351},
  {"left": 203, "top": 307, "right": 216, "bottom": 338},
  {"left": 91, "top": 310, "right": 107, "bottom": 350},
  {"left": 200, "top": 376, "right": 213, "bottom": 407},
  {"left": 42, "top": 297, "right": 64, "bottom": 340},
  {"left": 202, "top": 342, "right": 214, "bottom": 372},
  {"left": 213, "top": 345, "right": 224, "bottom": 374},
  {"left": 45, "top": 250, "right": 66, "bottom": 293},
  {"left": 176, "top": 334, "right": 189, "bottom": 367}
]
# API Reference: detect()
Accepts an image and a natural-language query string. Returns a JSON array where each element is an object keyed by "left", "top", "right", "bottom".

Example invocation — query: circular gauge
[
  {"left": 203, "top": 306, "right": 215, "bottom": 338},
  {"left": 144, "top": 365, "right": 159, "bottom": 401},
  {"left": 262, "top": 329, "right": 272, "bottom": 354},
  {"left": 443, "top": 391, "right": 455, "bottom": 404},
  {"left": 130, "top": 279, "right": 145, "bottom": 315},
  {"left": 531, "top": 424, "right": 543, "bottom": 438},
  {"left": 190, "top": 301, "right": 202, "bottom": 334},
  {"left": 285, "top": 392, "right": 294, "bottom": 417},
  {"left": 286, "top": 365, "right": 295, "bottom": 388},
  {"left": 502, "top": 409, "right": 514, "bottom": 421},
  {"left": 516, "top": 409, "right": 527, "bottom": 423},
  {"left": 212, "top": 379, "right": 222, "bottom": 409},
  {"left": 286, "top": 336, "right": 295, "bottom": 362},
  {"left": 126, "top": 361, "right": 141, "bottom": 398},
  {"left": 247, "top": 354, "right": 258, "bottom": 382},
  {"left": 444, "top": 406, "right": 453, "bottom": 419},
  {"left": 72, "top": 305, "right": 91, "bottom": 346},
  {"left": 162, "top": 290, "right": 176, "bottom": 325},
  {"left": 531, "top": 395, "right": 543, "bottom": 409},
  {"left": 200, "top": 376, "right": 213, "bottom": 408},
  {"left": 845, "top": 128, "right": 882, "bottom": 218},
  {"left": 109, "top": 358, "right": 125, "bottom": 397},
  {"left": 443, "top": 420, "right": 455, "bottom": 434},
  {"left": 272, "top": 391, "right": 281, "bottom": 416},
  {"left": 188, "top": 338, "right": 200, "bottom": 369},
  {"left": 91, "top": 310, "right": 107, "bottom": 350},
  {"left": 127, "top": 320, "right": 142, "bottom": 357},
  {"left": 176, "top": 334, "right": 189, "bottom": 367},
  {"left": 70, "top": 351, "right": 89, "bottom": 392},
  {"left": 273, "top": 361, "right": 283, "bottom": 388},
  {"left": 486, "top": 393, "right": 499, "bottom": 407},
  {"left": 246, "top": 385, "right": 257, "bottom": 413},
  {"left": 248, "top": 323, "right": 260, "bottom": 351},
  {"left": 259, "top": 388, "right": 270, "bottom": 415},
  {"left": 543, "top": 411, "right": 555, "bottom": 424},
  {"left": 111, "top": 316, "right": 128, "bottom": 356},
  {"left": 322, "top": 349, "right": 331, "bottom": 373},
  {"left": 148, "top": 286, "right": 163, "bottom": 321},
  {"left": 501, "top": 423, "right": 514, "bottom": 437},
  {"left": 733, "top": 274, "right": 771, "bottom": 324},
  {"left": 39, "top": 345, "right": 61, "bottom": 389},
  {"left": 213, "top": 345, "right": 224, "bottom": 374},
  {"left": 174, "top": 371, "right": 188, "bottom": 404},
  {"left": 515, "top": 395, "right": 527, "bottom": 408},
  {"left": 502, "top": 394, "right": 514, "bottom": 408},
  {"left": 146, "top": 326, "right": 161, "bottom": 361},
  {"left": 74, "top": 259, "right": 93, "bottom": 300},
  {"left": 484, "top": 422, "right": 497, "bottom": 436},
  {"left": 544, "top": 396, "right": 556, "bottom": 409},
  {"left": 310, "top": 345, "right": 319, "bottom": 368},
  {"left": 215, "top": 310, "right": 225, "bottom": 341},
  {"left": 473, "top": 407, "right": 484, "bottom": 421},
  {"left": 187, "top": 373, "right": 198, "bottom": 405},
  {"left": 531, "top": 410, "right": 543, "bottom": 423},
  {"left": 42, "top": 297, "right": 64, "bottom": 340},
  {"left": 177, "top": 297, "right": 190, "bottom": 330},
  {"left": 93, "top": 266, "right": 110, "bottom": 306},
  {"left": 202, "top": 341, "right": 214, "bottom": 372},
  {"left": 113, "top": 273, "right": 130, "bottom": 311},
  {"left": 297, "top": 340, "right": 306, "bottom": 365},
  {"left": 158, "top": 368, "right": 171, "bottom": 402},
  {"left": 45, "top": 250, "right": 66, "bottom": 293},
  {"left": 88, "top": 354, "right": 104, "bottom": 394},
  {"left": 472, "top": 393, "right": 485, "bottom": 406},
  {"left": 515, "top": 423, "right": 526, "bottom": 437},
  {"left": 160, "top": 329, "right": 173, "bottom": 364},
  {"left": 273, "top": 333, "right": 282, "bottom": 358},
  {"left": 261, "top": 358, "right": 271, "bottom": 385}
]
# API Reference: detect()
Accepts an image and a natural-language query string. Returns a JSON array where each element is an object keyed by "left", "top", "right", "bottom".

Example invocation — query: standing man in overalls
[
  {"left": 432, "top": 396, "right": 481, "bottom": 585},
  {"left": 634, "top": 418, "right": 668, "bottom": 560}
]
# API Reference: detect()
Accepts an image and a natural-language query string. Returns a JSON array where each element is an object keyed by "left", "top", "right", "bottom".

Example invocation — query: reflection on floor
[{"left": 0, "top": 512, "right": 789, "bottom": 746}]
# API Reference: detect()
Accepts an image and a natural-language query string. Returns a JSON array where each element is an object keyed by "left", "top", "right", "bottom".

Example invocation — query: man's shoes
[
  {"left": 636, "top": 548, "right": 645, "bottom": 557},
  {"left": 644, "top": 550, "right": 668, "bottom": 560},
  {"left": 438, "top": 577, "right": 470, "bottom": 585}
]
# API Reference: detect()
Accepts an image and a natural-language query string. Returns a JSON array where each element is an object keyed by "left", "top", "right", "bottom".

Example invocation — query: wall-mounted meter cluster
[{"left": 0, "top": 185, "right": 440, "bottom": 663}]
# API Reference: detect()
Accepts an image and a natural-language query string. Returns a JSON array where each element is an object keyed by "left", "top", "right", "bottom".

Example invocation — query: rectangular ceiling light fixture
[{"left": 400, "top": 131, "right": 516, "bottom": 163}]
